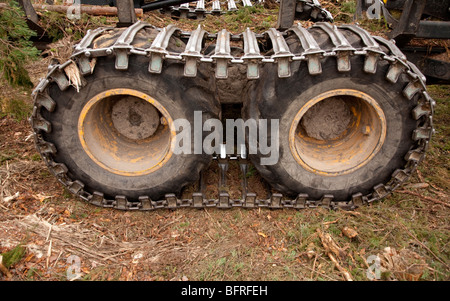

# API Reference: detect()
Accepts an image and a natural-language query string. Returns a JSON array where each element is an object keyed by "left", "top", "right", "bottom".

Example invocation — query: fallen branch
[
  {"left": 317, "top": 229, "right": 353, "bottom": 281},
  {"left": 36, "top": 4, "right": 143, "bottom": 17},
  {"left": 317, "top": 229, "right": 346, "bottom": 259},
  {"left": 396, "top": 190, "right": 450, "bottom": 208},
  {"left": 0, "top": 3, "right": 143, "bottom": 17},
  {"left": 398, "top": 222, "right": 449, "bottom": 269},
  {"left": 2, "top": 192, "right": 19, "bottom": 203},
  {"left": 327, "top": 252, "right": 353, "bottom": 281},
  {"left": 322, "top": 218, "right": 340, "bottom": 225}
]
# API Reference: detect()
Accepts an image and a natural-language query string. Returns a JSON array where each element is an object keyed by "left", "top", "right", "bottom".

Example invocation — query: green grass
[
  {"left": 1, "top": 244, "right": 26, "bottom": 269},
  {"left": 39, "top": 11, "right": 114, "bottom": 42},
  {"left": 0, "top": 97, "right": 32, "bottom": 122},
  {"left": 223, "top": 5, "right": 268, "bottom": 31},
  {"left": 30, "top": 154, "right": 41, "bottom": 162},
  {"left": 0, "top": 150, "right": 18, "bottom": 165},
  {"left": 0, "top": 1, "right": 448, "bottom": 282}
]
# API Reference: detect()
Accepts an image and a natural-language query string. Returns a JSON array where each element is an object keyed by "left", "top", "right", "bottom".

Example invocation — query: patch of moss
[{"left": 1, "top": 244, "right": 26, "bottom": 269}]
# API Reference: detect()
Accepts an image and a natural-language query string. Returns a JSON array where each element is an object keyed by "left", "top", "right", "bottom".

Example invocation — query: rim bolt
[{"left": 362, "top": 125, "right": 371, "bottom": 135}]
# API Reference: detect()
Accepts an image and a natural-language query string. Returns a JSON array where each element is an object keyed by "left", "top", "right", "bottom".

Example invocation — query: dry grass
[{"left": 0, "top": 2, "right": 449, "bottom": 282}]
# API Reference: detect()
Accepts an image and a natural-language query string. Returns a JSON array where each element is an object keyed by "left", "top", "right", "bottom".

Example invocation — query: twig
[
  {"left": 204, "top": 208, "right": 225, "bottom": 232},
  {"left": 2, "top": 192, "right": 19, "bottom": 203},
  {"left": 323, "top": 218, "right": 340, "bottom": 225},
  {"left": 361, "top": 255, "right": 378, "bottom": 280},
  {"left": 396, "top": 190, "right": 450, "bottom": 208},
  {"left": 52, "top": 250, "right": 63, "bottom": 268},
  {"left": 310, "top": 253, "right": 318, "bottom": 280},
  {"left": 151, "top": 13, "right": 165, "bottom": 23},
  {"left": 339, "top": 209, "right": 361, "bottom": 216},
  {"left": 398, "top": 222, "right": 449, "bottom": 269},
  {"left": 156, "top": 215, "right": 183, "bottom": 233},
  {"left": 45, "top": 224, "right": 52, "bottom": 242},
  {"left": 317, "top": 229, "right": 353, "bottom": 281},
  {"left": 299, "top": 261, "right": 336, "bottom": 281},
  {"left": 46, "top": 239, "right": 52, "bottom": 268},
  {"left": 0, "top": 255, "right": 12, "bottom": 278},
  {"left": 102, "top": 251, "right": 130, "bottom": 262},
  {"left": 328, "top": 252, "right": 353, "bottom": 281}
]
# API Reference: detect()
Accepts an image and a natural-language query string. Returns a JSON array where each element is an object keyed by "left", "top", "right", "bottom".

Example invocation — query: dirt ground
[{"left": 0, "top": 1, "right": 449, "bottom": 282}]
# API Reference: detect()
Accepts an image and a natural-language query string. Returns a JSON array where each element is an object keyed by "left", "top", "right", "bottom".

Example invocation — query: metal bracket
[
  {"left": 291, "top": 24, "right": 324, "bottom": 75},
  {"left": 313, "top": 22, "right": 355, "bottom": 72},
  {"left": 266, "top": 28, "right": 294, "bottom": 78},
  {"left": 147, "top": 25, "right": 179, "bottom": 73},
  {"left": 113, "top": 21, "right": 153, "bottom": 70},
  {"left": 242, "top": 28, "right": 264, "bottom": 79},
  {"left": 340, "top": 25, "right": 384, "bottom": 73},
  {"left": 180, "top": 25, "right": 207, "bottom": 77},
  {"left": 211, "top": 29, "right": 233, "bottom": 79}
]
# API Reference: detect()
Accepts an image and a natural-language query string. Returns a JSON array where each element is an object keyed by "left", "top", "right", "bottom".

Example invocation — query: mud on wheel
[
  {"left": 32, "top": 27, "right": 220, "bottom": 204},
  {"left": 244, "top": 23, "right": 434, "bottom": 205},
  {"left": 30, "top": 21, "right": 434, "bottom": 210}
]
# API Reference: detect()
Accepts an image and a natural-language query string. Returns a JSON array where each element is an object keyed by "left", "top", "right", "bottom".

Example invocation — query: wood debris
[
  {"left": 378, "top": 247, "right": 428, "bottom": 281},
  {"left": 0, "top": 3, "right": 143, "bottom": 17},
  {"left": 305, "top": 242, "right": 316, "bottom": 259},
  {"left": 341, "top": 226, "right": 358, "bottom": 239},
  {"left": 396, "top": 190, "right": 450, "bottom": 208},
  {"left": 317, "top": 229, "right": 353, "bottom": 281},
  {"left": 0, "top": 255, "right": 12, "bottom": 278},
  {"left": 2, "top": 192, "right": 19, "bottom": 203},
  {"left": 64, "top": 61, "right": 82, "bottom": 93}
]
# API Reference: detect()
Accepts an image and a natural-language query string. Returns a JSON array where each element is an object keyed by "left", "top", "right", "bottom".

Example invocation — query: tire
[
  {"left": 39, "top": 34, "right": 219, "bottom": 202},
  {"left": 243, "top": 26, "right": 419, "bottom": 202}
]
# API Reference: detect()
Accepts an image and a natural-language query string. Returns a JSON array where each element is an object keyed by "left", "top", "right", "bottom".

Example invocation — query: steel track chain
[
  {"left": 161, "top": 0, "right": 333, "bottom": 22},
  {"left": 30, "top": 21, "right": 435, "bottom": 211}
]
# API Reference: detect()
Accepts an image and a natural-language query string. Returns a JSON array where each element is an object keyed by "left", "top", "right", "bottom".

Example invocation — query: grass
[
  {"left": 325, "top": 0, "right": 356, "bottom": 23},
  {"left": 182, "top": 163, "right": 449, "bottom": 281},
  {"left": 0, "top": 97, "right": 32, "bottom": 122},
  {"left": 0, "top": 150, "right": 18, "bottom": 165},
  {"left": 39, "top": 11, "right": 115, "bottom": 42},
  {"left": 0, "top": 1, "right": 448, "bottom": 282},
  {"left": 416, "top": 85, "right": 449, "bottom": 191},
  {"left": 1, "top": 244, "right": 26, "bottom": 269}
]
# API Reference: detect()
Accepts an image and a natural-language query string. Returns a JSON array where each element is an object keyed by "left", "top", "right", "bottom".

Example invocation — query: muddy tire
[
  {"left": 38, "top": 31, "right": 219, "bottom": 202},
  {"left": 243, "top": 26, "right": 420, "bottom": 202}
]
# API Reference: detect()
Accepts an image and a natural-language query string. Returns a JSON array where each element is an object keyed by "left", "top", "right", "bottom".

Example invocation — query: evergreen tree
[{"left": 0, "top": 0, "right": 39, "bottom": 87}]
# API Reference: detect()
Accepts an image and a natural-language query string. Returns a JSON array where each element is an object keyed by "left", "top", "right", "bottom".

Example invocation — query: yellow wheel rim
[
  {"left": 289, "top": 89, "right": 387, "bottom": 176},
  {"left": 78, "top": 88, "right": 176, "bottom": 177}
]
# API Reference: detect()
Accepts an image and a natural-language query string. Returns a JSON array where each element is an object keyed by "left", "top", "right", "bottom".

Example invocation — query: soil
[
  {"left": 111, "top": 96, "right": 160, "bottom": 140},
  {"left": 0, "top": 1, "right": 449, "bottom": 283},
  {"left": 300, "top": 97, "right": 353, "bottom": 141}
]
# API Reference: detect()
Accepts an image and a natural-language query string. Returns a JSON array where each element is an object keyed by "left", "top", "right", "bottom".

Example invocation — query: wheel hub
[
  {"left": 111, "top": 95, "right": 160, "bottom": 140},
  {"left": 78, "top": 89, "right": 175, "bottom": 176},
  {"left": 289, "top": 89, "right": 387, "bottom": 176}
]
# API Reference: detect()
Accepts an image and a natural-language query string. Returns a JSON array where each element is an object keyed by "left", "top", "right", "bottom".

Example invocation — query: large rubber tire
[
  {"left": 243, "top": 27, "right": 419, "bottom": 201},
  {"left": 41, "top": 52, "right": 219, "bottom": 202}
]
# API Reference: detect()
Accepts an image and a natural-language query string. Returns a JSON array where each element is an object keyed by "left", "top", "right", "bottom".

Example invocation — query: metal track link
[
  {"left": 163, "top": 0, "right": 333, "bottom": 22},
  {"left": 30, "top": 21, "right": 434, "bottom": 211}
]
